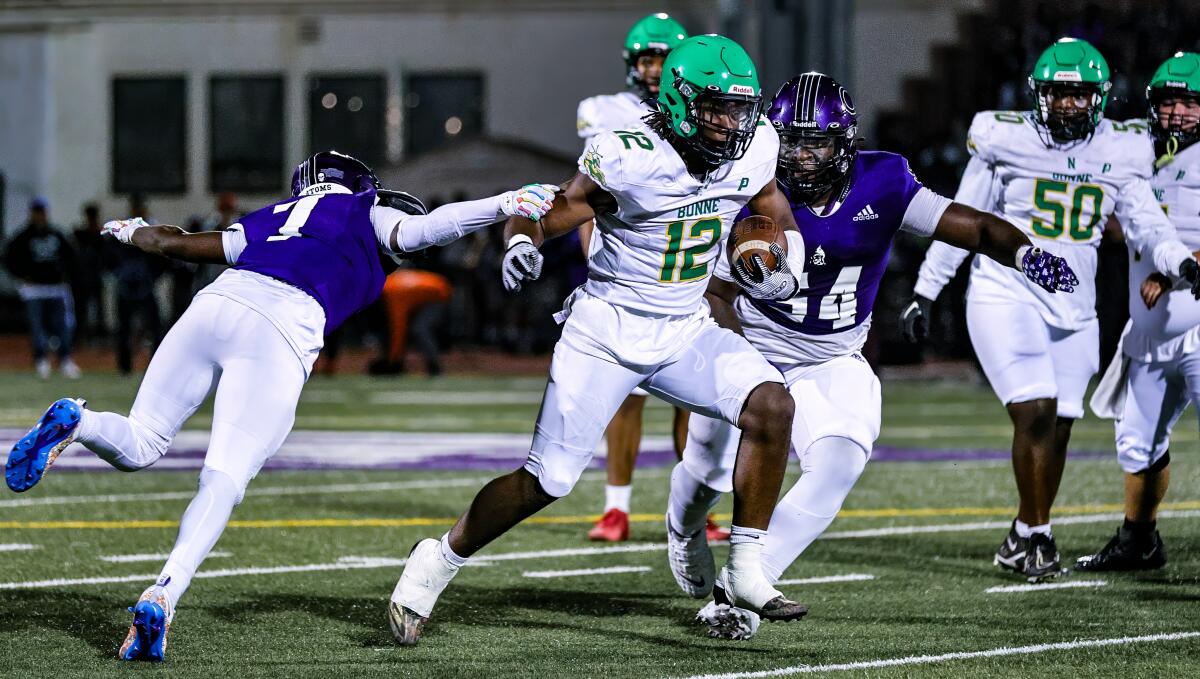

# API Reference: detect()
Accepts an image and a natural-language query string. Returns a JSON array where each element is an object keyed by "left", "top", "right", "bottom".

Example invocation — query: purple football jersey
[
  {"left": 739, "top": 151, "right": 923, "bottom": 335},
  {"left": 233, "top": 189, "right": 385, "bottom": 333}
]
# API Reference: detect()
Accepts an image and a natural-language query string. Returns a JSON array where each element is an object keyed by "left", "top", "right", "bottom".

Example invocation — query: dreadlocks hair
[{"left": 642, "top": 109, "right": 673, "bottom": 138}]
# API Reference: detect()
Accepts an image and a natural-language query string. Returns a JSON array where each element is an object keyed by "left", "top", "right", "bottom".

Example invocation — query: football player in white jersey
[
  {"left": 902, "top": 39, "right": 1200, "bottom": 582},
  {"left": 574, "top": 13, "right": 723, "bottom": 544},
  {"left": 1079, "top": 52, "right": 1200, "bottom": 572},
  {"left": 388, "top": 35, "right": 809, "bottom": 646}
]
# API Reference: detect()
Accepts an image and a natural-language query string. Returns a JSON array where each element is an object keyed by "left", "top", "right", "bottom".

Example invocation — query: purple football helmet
[
  {"left": 290, "top": 150, "right": 380, "bottom": 197},
  {"left": 766, "top": 72, "right": 858, "bottom": 200}
]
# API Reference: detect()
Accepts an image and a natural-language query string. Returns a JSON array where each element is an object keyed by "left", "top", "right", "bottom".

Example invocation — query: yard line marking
[
  {"left": 985, "top": 580, "right": 1108, "bottom": 594},
  {"left": 0, "top": 477, "right": 491, "bottom": 509},
  {"left": 677, "top": 631, "right": 1200, "bottom": 679},
  {"left": 0, "top": 543, "right": 38, "bottom": 552},
  {"left": 775, "top": 574, "right": 875, "bottom": 586},
  {"left": 823, "top": 510, "right": 1199, "bottom": 539},
  {"left": 99, "top": 551, "right": 230, "bottom": 564},
  {"left": 523, "top": 565, "right": 651, "bottom": 578}
]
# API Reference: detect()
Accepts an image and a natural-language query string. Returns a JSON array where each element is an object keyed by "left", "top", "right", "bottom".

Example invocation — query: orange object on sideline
[{"left": 380, "top": 269, "right": 452, "bottom": 364}]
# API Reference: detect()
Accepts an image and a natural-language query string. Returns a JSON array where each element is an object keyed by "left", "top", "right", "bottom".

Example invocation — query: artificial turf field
[{"left": 0, "top": 372, "right": 1197, "bottom": 677}]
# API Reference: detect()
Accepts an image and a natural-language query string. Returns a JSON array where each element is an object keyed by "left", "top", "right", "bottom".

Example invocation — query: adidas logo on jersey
[{"left": 852, "top": 205, "right": 879, "bottom": 221}]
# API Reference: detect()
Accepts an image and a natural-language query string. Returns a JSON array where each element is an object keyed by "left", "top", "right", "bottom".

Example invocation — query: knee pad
[
  {"left": 199, "top": 466, "right": 246, "bottom": 506},
  {"left": 524, "top": 443, "right": 591, "bottom": 498}
]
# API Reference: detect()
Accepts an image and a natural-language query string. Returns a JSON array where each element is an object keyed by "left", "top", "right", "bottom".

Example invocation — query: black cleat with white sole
[
  {"left": 1076, "top": 529, "right": 1166, "bottom": 572},
  {"left": 993, "top": 521, "right": 1028, "bottom": 574},
  {"left": 713, "top": 584, "right": 808, "bottom": 623},
  {"left": 1023, "top": 532, "right": 1066, "bottom": 583}
]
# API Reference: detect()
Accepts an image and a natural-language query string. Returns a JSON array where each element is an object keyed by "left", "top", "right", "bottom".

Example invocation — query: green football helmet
[
  {"left": 657, "top": 34, "right": 762, "bottom": 163},
  {"left": 1147, "top": 51, "right": 1200, "bottom": 157},
  {"left": 623, "top": 13, "right": 688, "bottom": 100},
  {"left": 1028, "top": 38, "right": 1112, "bottom": 143}
]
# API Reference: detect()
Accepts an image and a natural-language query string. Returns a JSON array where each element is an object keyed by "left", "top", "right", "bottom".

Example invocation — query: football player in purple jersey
[
  {"left": 666, "top": 73, "right": 1080, "bottom": 638},
  {"left": 3, "top": 150, "right": 557, "bottom": 661}
]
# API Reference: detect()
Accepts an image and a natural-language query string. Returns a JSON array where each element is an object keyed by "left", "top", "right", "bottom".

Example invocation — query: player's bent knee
[
  {"left": 524, "top": 448, "right": 589, "bottom": 498},
  {"left": 738, "top": 382, "right": 794, "bottom": 436},
  {"left": 199, "top": 466, "right": 246, "bottom": 506},
  {"left": 1118, "top": 444, "right": 1169, "bottom": 476},
  {"left": 112, "top": 417, "right": 171, "bottom": 471}
]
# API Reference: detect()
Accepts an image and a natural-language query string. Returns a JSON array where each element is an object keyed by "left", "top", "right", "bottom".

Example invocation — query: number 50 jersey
[
  {"left": 917, "top": 111, "right": 1168, "bottom": 330},
  {"left": 578, "top": 120, "right": 779, "bottom": 315}
]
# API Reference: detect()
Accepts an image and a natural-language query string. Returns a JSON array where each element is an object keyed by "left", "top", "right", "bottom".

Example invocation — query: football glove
[
  {"left": 731, "top": 244, "right": 798, "bottom": 300},
  {"left": 502, "top": 235, "right": 543, "bottom": 293},
  {"left": 1020, "top": 246, "right": 1078, "bottom": 293},
  {"left": 899, "top": 295, "right": 934, "bottom": 344},
  {"left": 1179, "top": 258, "right": 1200, "bottom": 300},
  {"left": 101, "top": 217, "right": 150, "bottom": 245},
  {"left": 500, "top": 184, "right": 558, "bottom": 222}
]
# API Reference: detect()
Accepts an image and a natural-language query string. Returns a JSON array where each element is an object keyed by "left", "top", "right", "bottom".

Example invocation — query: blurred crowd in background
[{"left": 3, "top": 0, "right": 1199, "bottom": 376}]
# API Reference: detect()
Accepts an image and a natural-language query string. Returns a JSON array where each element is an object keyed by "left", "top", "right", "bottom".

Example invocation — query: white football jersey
[
  {"left": 1126, "top": 141, "right": 1200, "bottom": 354},
  {"left": 578, "top": 120, "right": 780, "bottom": 315},
  {"left": 577, "top": 91, "right": 650, "bottom": 140},
  {"left": 916, "top": 111, "right": 1177, "bottom": 330}
]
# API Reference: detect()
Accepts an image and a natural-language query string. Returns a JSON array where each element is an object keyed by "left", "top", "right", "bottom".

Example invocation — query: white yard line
[
  {"left": 0, "top": 543, "right": 38, "bottom": 552},
  {"left": 775, "top": 574, "right": 875, "bottom": 586},
  {"left": 0, "top": 477, "right": 491, "bottom": 509},
  {"left": 678, "top": 631, "right": 1200, "bottom": 679},
  {"left": 99, "top": 551, "right": 230, "bottom": 564},
  {"left": 523, "top": 566, "right": 651, "bottom": 579},
  {"left": 985, "top": 580, "right": 1108, "bottom": 594},
  {"left": 822, "top": 509, "right": 1200, "bottom": 539}
]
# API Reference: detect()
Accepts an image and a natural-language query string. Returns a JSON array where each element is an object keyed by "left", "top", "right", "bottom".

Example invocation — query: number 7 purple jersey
[{"left": 233, "top": 189, "right": 385, "bottom": 334}]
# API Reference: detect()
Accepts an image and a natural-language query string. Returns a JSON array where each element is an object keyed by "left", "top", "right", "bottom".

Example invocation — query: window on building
[
  {"left": 404, "top": 73, "right": 484, "bottom": 156},
  {"left": 210, "top": 75, "right": 285, "bottom": 193},
  {"left": 112, "top": 77, "right": 187, "bottom": 193},
  {"left": 308, "top": 74, "right": 385, "bottom": 166}
]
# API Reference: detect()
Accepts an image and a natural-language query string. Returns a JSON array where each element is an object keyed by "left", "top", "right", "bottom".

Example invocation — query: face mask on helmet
[
  {"left": 777, "top": 130, "right": 855, "bottom": 201},
  {"left": 1149, "top": 90, "right": 1200, "bottom": 154},
  {"left": 1032, "top": 82, "right": 1107, "bottom": 143},
  {"left": 291, "top": 150, "right": 380, "bottom": 197},
  {"left": 679, "top": 89, "right": 762, "bottom": 163}
]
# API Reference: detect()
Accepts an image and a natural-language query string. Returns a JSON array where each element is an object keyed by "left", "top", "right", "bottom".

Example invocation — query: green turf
[{"left": 0, "top": 371, "right": 1198, "bottom": 677}]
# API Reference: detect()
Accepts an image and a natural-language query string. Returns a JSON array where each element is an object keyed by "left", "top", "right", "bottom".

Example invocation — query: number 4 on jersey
[{"left": 268, "top": 195, "right": 322, "bottom": 241}]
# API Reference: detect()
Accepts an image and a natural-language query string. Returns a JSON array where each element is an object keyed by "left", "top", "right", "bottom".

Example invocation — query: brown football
[{"left": 728, "top": 215, "right": 786, "bottom": 276}]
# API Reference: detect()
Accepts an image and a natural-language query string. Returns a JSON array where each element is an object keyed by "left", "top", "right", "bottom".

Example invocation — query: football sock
[
  {"left": 727, "top": 526, "right": 768, "bottom": 574},
  {"left": 667, "top": 462, "right": 720, "bottom": 536},
  {"left": 1014, "top": 519, "right": 1033, "bottom": 538},
  {"left": 158, "top": 467, "right": 241, "bottom": 607},
  {"left": 604, "top": 484, "right": 633, "bottom": 514},
  {"left": 1120, "top": 518, "right": 1156, "bottom": 542},
  {"left": 76, "top": 409, "right": 167, "bottom": 471},
  {"left": 1028, "top": 523, "right": 1052, "bottom": 537},
  {"left": 439, "top": 533, "right": 468, "bottom": 568},
  {"left": 760, "top": 437, "right": 867, "bottom": 583}
]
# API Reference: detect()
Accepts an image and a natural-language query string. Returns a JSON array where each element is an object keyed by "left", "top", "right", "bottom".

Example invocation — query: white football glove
[
  {"left": 732, "top": 244, "right": 799, "bottom": 300},
  {"left": 101, "top": 217, "right": 150, "bottom": 245},
  {"left": 500, "top": 183, "right": 558, "bottom": 222},
  {"left": 502, "top": 234, "right": 543, "bottom": 293}
]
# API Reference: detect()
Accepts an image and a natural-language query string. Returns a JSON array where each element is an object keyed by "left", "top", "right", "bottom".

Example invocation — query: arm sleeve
[
  {"left": 1118, "top": 177, "right": 1192, "bottom": 277},
  {"left": 900, "top": 188, "right": 953, "bottom": 238},
  {"left": 221, "top": 223, "right": 246, "bottom": 265},
  {"left": 373, "top": 196, "right": 505, "bottom": 254}
]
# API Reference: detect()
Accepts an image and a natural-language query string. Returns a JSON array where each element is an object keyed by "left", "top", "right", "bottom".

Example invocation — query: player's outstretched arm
[
  {"left": 932, "top": 203, "right": 1078, "bottom": 294},
  {"left": 501, "top": 172, "right": 613, "bottom": 292},
  {"left": 379, "top": 184, "right": 558, "bottom": 254},
  {"left": 103, "top": 218, "right": 227, "bottom": 264}
]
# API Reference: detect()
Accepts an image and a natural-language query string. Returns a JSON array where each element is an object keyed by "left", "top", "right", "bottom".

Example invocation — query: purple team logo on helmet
[
  {"left": 290, "top": 150, "right": 380, "bottom": 197},
  {"left": 767, "top": 72, "right": 858, "bottom": 201}
]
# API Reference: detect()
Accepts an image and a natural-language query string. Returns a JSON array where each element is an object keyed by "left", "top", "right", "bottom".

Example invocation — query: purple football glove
[{"left": 1021, "top": 247, "right": 1078, "bottom": 293}]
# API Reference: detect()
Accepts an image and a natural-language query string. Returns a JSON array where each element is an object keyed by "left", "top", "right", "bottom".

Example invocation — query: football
[{"left": 728, "top": 215, "right": 787, "bottom": 276}]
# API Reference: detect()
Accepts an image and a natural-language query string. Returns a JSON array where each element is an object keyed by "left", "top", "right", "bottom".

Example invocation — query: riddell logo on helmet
[
  {"left": 1166, "top": 80, "right": 1188, "bottom": 88},
  {"left": 728, "top": 84, "right": 755, "bottom": 95},
  {"left": 791, "top": 121, "right": 819, "bottom": 128},
  {"left": 1052, "top": 71, "right": 1083, "bottom": 82}
]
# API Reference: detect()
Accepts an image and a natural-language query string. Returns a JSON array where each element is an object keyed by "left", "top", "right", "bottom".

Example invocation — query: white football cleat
[
  {"left": 696, "top": 600, "right": 760, "bottom": 640},
  {"left": 713, "top": 564, "right": 808, "bottom": 623},
  {"left": 388, "top": 538, "right": 460, "bottom": 646},
  {"left": 665, "top": 513, "right": 714, "bottom": 598}
]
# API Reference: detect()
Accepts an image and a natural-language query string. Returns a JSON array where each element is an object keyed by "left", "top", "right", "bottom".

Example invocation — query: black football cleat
[
  {"left": 993, "top": 521, "right": 1028, "bottom": 574},
  {"left": 1023, "top": 532, "right": 1066, "bottom": 583},
  {"left": 1076, "top": 529, "right": 1167, "bottom": 572}
]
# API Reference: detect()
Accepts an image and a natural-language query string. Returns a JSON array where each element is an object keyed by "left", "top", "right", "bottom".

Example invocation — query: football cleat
[
  {"left": 1076, "top": 529, "right": 1167, "bottom": 572},
  {"left": 587, "top": 508, "right": 630, "bottom": 542},
  {"left": 665, "top": 513, "right": 715, "bottom": 598},
  {"left": 119, "top": 587, "right": 173, "bottom": 662},
  {"left": 388, "top": 539, "right": 459, "bottom": 646},
  {"left": 705, "top": 515, "right": 731, "bottom": 543},
  {"left": 696, "top": 600, "right": 760, "bottom": 640},
  {"left": 993, "top": 520, "right": 1028, "bottom": 574},
  {"left": 6, "top": 398, "right": 85, "bottom": 492},
  {"left": 1023, "top": 532, "right": 1067, "bottom": 583},
  {"left": 713, "top": 565, "right": 807, "bottom": 622}
]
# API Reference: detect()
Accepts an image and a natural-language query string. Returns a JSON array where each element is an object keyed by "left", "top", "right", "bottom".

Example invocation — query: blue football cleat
[
  {"left": 5, "top": 398, "right": 85, "bottom": 493},
  {"left": 119, "top": 597, "right": 171, "bottom": 662}
]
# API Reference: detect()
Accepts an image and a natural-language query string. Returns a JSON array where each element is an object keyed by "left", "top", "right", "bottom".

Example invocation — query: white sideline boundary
[
  {"left": 986, "top": 580, "right": 1107, "bottom": 594},
  {"left": 523, "top": 566, "right": 651, "bottom": 579},
  {"left": 676, "top": 631, "right": 1200, "bottom": 678},
  {"left": 2, "top": 509, "right": 1197, "bottom": 590}
]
